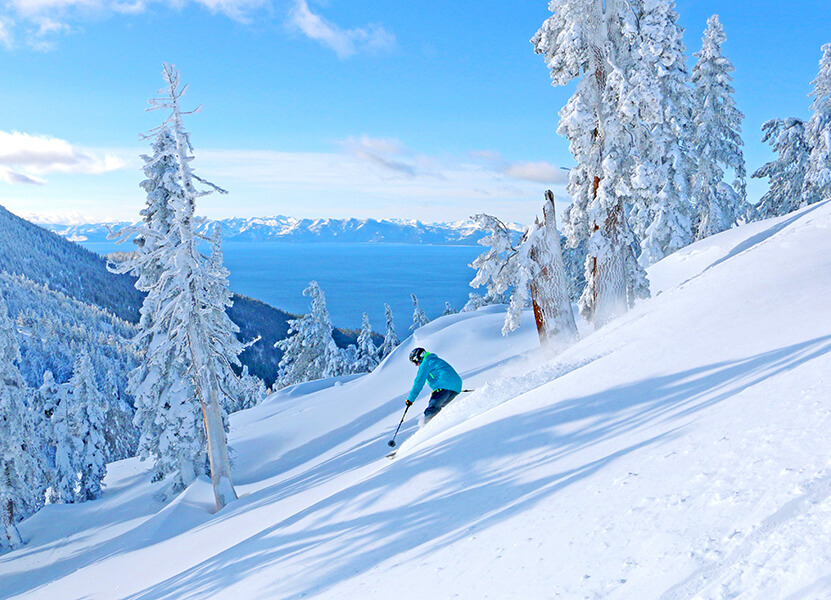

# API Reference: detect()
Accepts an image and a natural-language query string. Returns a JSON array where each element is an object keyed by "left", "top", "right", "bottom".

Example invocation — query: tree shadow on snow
[{"left": 122, "top": 334, "right": 831, "bottom": 600}]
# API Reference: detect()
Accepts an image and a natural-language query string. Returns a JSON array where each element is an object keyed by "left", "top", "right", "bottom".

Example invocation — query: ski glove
[{"left": 405, "top": 400, "right": 413, "bottom": 407}]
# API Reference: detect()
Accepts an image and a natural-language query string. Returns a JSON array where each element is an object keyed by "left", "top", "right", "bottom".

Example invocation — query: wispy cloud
[
  {"left": 0, "top": 16, "right": 13, "bottom": 48},
  {"left": 472, "top": 150, "right": 570, "bottom": 185},
  {"left": 341, "top": 135, "right": 417, "bottom": 176},
  {"left": 288, "top": 0, "right": 395, "bottom": 58},
  {"left": 1, "top": 0, "right": 393, "bottom": 54},
  {"left": 0, "top": 130, "right": 126, "bottom": 184},
  {"left": 192, "top": 138, "right": 568, "bottom": 214},
  {"left": 5, "top": 138, "right": 570, "bottom": 224},
  {"left": 0, "top": 168, "right": 45, "bottom": 185},
  {"left": 1, "top": 0, "right": 268, "bottom": 49}
]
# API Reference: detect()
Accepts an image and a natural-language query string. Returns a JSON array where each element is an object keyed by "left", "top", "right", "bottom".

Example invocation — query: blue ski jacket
[{"left": 407, "top": 352, "right": 463, "bottom": 402}]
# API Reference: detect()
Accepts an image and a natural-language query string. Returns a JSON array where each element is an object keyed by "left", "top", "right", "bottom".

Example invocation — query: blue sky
[{"left": 0, "top": 0, "right": 829, "bottom": 224}]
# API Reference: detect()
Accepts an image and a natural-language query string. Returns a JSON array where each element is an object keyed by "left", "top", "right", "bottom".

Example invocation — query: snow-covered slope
[
  {"left": 43, "top": 216, "right": 526, "bottom": 245},
  {"left": 4, "top": 201, "right": 831, "bottom": 599}
]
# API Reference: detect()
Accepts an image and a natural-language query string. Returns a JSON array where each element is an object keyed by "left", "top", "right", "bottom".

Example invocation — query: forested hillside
[
  {"left": 0, "top": 204, "right": 143, "bottom": 322},
  {"left": 2, "top": 204, "right": 369, "bottom": 386}
]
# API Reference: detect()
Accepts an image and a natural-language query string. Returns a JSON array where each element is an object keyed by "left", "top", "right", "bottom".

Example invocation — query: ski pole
[{"left": 388, "top": 404, "right": 410, "bottom": 448}]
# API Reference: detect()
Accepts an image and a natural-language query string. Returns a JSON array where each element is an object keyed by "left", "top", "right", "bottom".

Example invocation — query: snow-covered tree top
[{"left": 809, "top": 43, "right": 831, "bottom": 115}]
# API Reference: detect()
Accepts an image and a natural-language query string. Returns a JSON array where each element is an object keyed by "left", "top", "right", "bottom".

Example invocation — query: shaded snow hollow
[{"left": 3, "top": 200, "right": 831, "bottom": 599}]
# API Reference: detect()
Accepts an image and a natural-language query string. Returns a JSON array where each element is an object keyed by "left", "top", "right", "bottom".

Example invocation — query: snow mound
[{"left": 3, "top": 201, "right": 831, "bottom": 600}]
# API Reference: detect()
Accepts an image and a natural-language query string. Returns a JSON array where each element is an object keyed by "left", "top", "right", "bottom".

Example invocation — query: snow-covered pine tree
[
  {"left": 120, "top": 64, "right": 242, "bottom": 509},
  {"left": 110, "top": 100, "right": 204, "bottom": 496},
  {"left": 102, "top": 369, "right": 137, "bottom": 461},
  {"left": 804, "top": 43, "right": 831, "bottom": 205},
  {"left": 0, "top": 292, "right": 46, "bottom": 550},
  {"left": 353, "top": 313, "right": 380, "bottom": 374},
  {"left": 442, "top": 302, "right": 457, "bottom": 316},
  {"left": 324, "top": 342, "right": 354, "bottom": 378},
  {"left": 32, "top": 370, "right": 63, "bottom": 502},
  {"left": 469, "top": 212, "right": 527, "bottom": 333},
  {"left": 752, "top": 118, "right": 813, "bottom": 217},
  {"left": 690, "top": 14, "right": 748, "bottom": 238},
  {"left": 533, "top": 0, "right": 650, "bottom": 326},
  {"left": 68, "top": 354, "right": 107, "bottom": 502},
  {"left": 378, "top": 304, "right": 399, "bottom": 360},
  {"left": 224, "top": 365, "right": 267, "bottom": 412},
  {"left": 32, "top": 370, "right": 60, "bottom": 432},
  {"left": 410, "top": 294, "right": 429, "bottom": 330},
  {"left": 460, "top": 294, "right": 487, "bottom": 313},
  {"left": 627, "top": 0, "right": 696, "bottom": 264},
  {"left": 51, "top": 387, "right": 80, "bottom": 504},
  {"left": 275, "top": 281, "right": 336, "bottom": 387},
  {"left": 470, "top": 192, "right": 577, "bottom": 346},
  {"left": 460, "top": 291, "right": 508, "bottom": 312}
]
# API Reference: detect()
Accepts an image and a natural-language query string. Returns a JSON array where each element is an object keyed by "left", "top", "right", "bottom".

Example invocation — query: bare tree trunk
[
  {"left": 530, "top": 191, "right": 579, "bottom": 349},
  {"left": 187, "top": 322, "right": 237, "bottom": 511},
  {"left": 583, "top": 18, "right": 630, "bottom": 328},
  {"left": 3, "top": 464, "right": 22, "bottom": 549}
]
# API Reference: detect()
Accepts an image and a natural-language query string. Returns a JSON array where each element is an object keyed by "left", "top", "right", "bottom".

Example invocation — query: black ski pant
[{"left": 423, "top": 389, "right": 459, "bottom": 424}]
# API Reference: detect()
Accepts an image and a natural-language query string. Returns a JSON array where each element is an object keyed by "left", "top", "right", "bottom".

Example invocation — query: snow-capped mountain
[
  {"left": 44, "top": 216, "right": 526, "bottom": 245},
  {"left": 4, "top": 201, "right": 831, "bottom": 598}
]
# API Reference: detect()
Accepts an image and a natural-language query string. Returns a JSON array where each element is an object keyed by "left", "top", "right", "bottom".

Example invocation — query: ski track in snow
[
  {"left": 389, "top": 352, "right": 606, "bottom": 459},
  {"left": 661, "top": 470, "right": 831, "bottom": 600}
]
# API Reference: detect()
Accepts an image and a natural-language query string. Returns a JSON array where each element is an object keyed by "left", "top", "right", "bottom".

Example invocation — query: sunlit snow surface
[{"left": 3, "top": 201, "right": 831, "bottom": 599}]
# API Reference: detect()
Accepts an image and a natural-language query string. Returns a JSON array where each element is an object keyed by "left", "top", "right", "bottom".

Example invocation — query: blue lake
[{"left": 81, "top": 241, "right": 484, "bottom": 331}]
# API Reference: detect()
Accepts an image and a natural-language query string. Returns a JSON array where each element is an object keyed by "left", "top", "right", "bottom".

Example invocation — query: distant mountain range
[
  {"left": 43, "top": 216, "right": 526, "bottom": 245},
  {"left": 1, "top": 205, "right": 371, "bottom": 386}
]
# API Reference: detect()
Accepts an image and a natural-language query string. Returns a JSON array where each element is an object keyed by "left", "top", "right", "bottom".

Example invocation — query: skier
[{"left": 406, "top": 347, "right": 463, "bottom": 425}]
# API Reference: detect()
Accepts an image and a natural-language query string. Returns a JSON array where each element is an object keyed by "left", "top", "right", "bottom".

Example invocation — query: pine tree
[
  {"left": 68, "top": 354, "right": 107, "bottom": 502},
  {"left": 324, "top": 342, "right": 353, "bottom": 378},
  {"left": 752, "top": 118, "right": 813, "bottom": 217},
  {"left": 378, "top": 304, "right": 399, "bottom": 360},
  {"left": 410, "top": 294, "right": 429, "bottom": 330},
  {"left": 442, "top": 302, "right": 457, "bottom": 316},
  {"left": 116, "top": 64, "right": 241, "bottom": 509},
  {"left": 32, "top": 370, "right": 60, "bottom": 433},
  {"left": 533, "top": 0, "right": 650, "bottom": 327},
  {"left": 628, "top": 0, "right": 696, "bottom": 264},
  {"left": 0, "top": 292, "right": 46, "bottom": 550},
  {"left": 690, "top": 15, "right": 748, "bottom": 238},
  {"left": 226, "top": 365, "right": 267, "bottom": 412},
  {"left": 51, "top": 388, "right": 80, "bottom": 504},
  {"left": 804, "top": 43, "right": 831, "bottom": 204},
  {"left": 470, "top": 192, "right": 577, "bottom": 346},
  {"left": 276, "top": 281, "right": 337, "bottom": 387},
  {"left": 111, "top": 101, "right": 203, "bottom": 495},
  {"left": 353, "top": 313, "right": 380, "bottom": 373},
  {"left": 102, "top": 369, "right": 136, "bottom": 461}
]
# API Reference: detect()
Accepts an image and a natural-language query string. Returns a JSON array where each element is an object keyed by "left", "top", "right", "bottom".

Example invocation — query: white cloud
[
  {"left": 341, "top": 135, "right": 417, "bottom": 176},
  {"left": 472, "top": 150, "right": 570, "bottom": 185},
  {"left": 1, "top": 0, "right": 269, "bottom": 49},
  {"left": 193, "top": 141, "right": 566, "bottom": 211},
  {"left": 0, "top": 130, "right": 127, "bottom": 184},
  {"left": 2, "top": 0, "right": 393, "bottom": 53},
  {"left": 0, "top": 168, "right": 45, "bottom": 185},
  {"left": 288, "top": 0, "right": 395, "bottom": 58},
  {"left": 504, "top": 161, "right": 570, "bottom": 184},
  {"left": 0, "top": 16, "right": 13, "bottom": 48},
  {"left": 7, "top": 0, "right": 261, "bottom": 18}
]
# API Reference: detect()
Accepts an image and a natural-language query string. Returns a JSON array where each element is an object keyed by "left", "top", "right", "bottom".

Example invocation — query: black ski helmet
[{"left": 409, "top": 347, "right": 426, "bottom": 365}]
